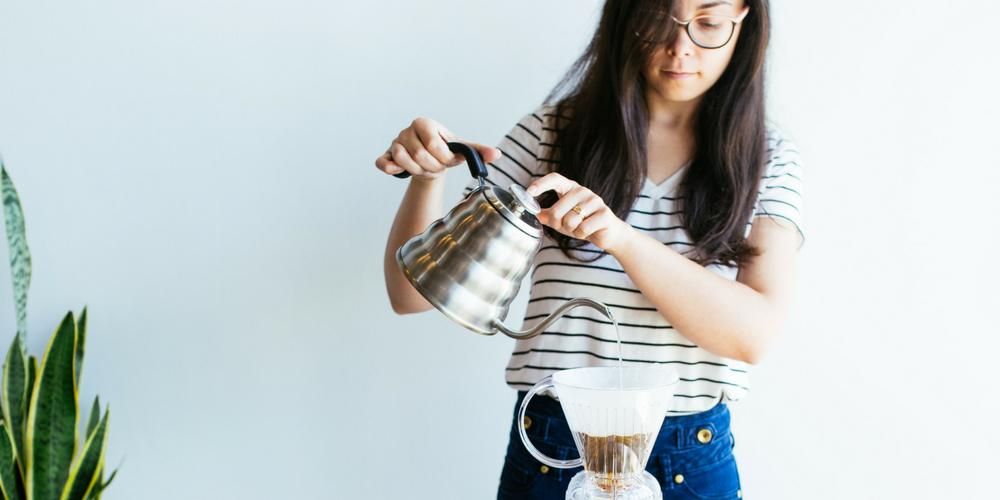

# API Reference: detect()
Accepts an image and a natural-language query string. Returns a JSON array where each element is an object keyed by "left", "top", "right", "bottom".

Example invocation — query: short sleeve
[
  {"left": 462, "top": 107, "right": 554, "bottom": 196},
  {"left": 754, "top": 132, "right": 805, "bottom": 244}
]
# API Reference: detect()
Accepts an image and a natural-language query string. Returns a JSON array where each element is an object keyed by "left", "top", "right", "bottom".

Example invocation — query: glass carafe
[{"left": 518, "top": 366, "right": 679, "bottom": 499}]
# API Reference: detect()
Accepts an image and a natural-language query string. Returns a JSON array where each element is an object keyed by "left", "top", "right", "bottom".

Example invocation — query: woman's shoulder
[
  {"left": 501, "top": 104, "right": 568, "bottom": 167},
  {"left": 761, "top": 127, "right": 804, "bottom": 186},
  {"left": 485, "top": 105, "right": 565, "bottom": 186},
  {"left": 763, "top": 127, "right": 802, "bottom": 171},
  {"left": 535, "top": 104, "right": 573, "bottom": 119},
  {"left": 500, "top": 105, "right": 558, "bottom": 148},
  {"left": 518, "top": 104, "right": 571, "bottom": 134},
  {"left": 757, "top": 126, "right": 806, "bottom": 242}
]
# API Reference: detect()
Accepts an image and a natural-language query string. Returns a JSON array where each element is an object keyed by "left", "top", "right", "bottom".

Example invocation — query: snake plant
[{"left": 0, "top": 162, "right": 117, "bottom": 500}]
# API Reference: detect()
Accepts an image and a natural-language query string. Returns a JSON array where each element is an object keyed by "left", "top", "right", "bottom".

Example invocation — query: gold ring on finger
[{"left": 572, "top": 205, "right": 588, "bottom": 219}]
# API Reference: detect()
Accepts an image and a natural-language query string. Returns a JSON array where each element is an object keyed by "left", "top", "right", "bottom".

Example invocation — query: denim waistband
[{"left": 515, "top": 391, "right": 731, "bottom": 453}]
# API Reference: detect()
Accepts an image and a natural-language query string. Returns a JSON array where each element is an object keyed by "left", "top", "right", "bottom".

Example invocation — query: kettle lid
[{"left": 483, "top": 184, "right": 543, "bottom": 238}]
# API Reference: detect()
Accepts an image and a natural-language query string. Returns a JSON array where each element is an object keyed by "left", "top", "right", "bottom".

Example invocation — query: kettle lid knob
[{"left": 509, "top": 185, "right": 541, "bottom": 216}]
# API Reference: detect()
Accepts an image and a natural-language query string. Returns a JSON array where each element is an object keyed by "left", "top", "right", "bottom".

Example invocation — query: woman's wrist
[
  {"left": 604, "top": 221, "right": 639, "bottom": 257},
  {"left": 408, "top": 171, "right": 447, "bottom": 190}
]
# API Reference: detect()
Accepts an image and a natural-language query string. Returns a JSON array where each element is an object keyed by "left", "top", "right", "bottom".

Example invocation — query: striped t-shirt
[{"left": 463, "top": 107, "right": 805, "bottom": 415}]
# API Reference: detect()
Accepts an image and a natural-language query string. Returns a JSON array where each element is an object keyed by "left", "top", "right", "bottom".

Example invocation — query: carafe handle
[
  {"left": 392, "top": 142, "right": 490, "bottom": 179},
  {"left": 517, "top": 376, "right": 585, "bottom": 469}
]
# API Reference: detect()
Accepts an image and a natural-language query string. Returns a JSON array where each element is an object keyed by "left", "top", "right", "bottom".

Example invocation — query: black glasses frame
[{"left": 636, "top": 6, "right": 750, "bottom": 50}]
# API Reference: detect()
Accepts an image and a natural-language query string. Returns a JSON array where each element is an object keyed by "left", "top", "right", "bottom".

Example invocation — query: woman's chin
[{"left": 648, "top": 85, "right": 705, "bottom": 106}]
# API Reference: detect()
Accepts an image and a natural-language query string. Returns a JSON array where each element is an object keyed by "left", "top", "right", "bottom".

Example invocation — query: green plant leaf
[
  {"left": 58, "top": 408, "right": 107, "bottom": 500},
  {"left": 23, "top": 356, "right": 37, "bottom": 462},
  {"left": 73, "top": 372, "right": 95, "bottom": 457},
  {"left": 73, "top": 309, "right": 86, "bottom": 393},
  {"left": 83, "top": 398, "right": 99, "bottom": 443},
  {"left": 14, "top": 458, "right": 26, "bottom": 500},
  {"left": 26, "top": 313, "right": 78, "bottom": 500},
  {"left": 25, "top": 357, "right": 36, "bottom": 412},
  {"left": 80, "top": 400, "right": 99, "bottom": 497},
  {"left": 1, "top": 166, "right": 31, "bottom": 348},
  {"left": 80, "top": 466, "right": 97, "bottom": 500},
  {"left": 83, "top": 462, "right": 116, "bottom": 500},
  {"left": 0, "top": 421, "right": 22, "bottom": 500},
  {"left": 2, "top": 336, "right": 27, "bottom": 464}
]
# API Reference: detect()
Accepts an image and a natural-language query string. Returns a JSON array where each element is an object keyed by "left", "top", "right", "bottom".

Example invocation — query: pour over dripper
[{"left": 518, "top": 366, "right": 679, "bottom": 500}]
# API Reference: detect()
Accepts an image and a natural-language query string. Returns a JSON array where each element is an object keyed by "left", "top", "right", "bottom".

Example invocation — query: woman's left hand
[{"left": 526, "top": 173, "right": 633, "bottom": 253}]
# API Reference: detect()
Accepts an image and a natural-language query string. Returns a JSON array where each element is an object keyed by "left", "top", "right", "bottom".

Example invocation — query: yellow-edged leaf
[
  {"left": 59, "top": 408, "right": 107, "bottom": 500},
  {"left": 26, "top": 313, "right": 78, "bottom": 500}
]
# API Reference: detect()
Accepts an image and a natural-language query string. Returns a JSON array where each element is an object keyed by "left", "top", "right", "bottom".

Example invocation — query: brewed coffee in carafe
[{"left": 518, "top": 366, "right": 679, "bottom": 500}]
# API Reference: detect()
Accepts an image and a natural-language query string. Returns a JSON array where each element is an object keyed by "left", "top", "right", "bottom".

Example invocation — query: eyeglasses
[
  {"left": 638, "top": 6, "right": 750, "bottom": 50},
  {"left": 672, "top": 5, "right": 750, "bottom": 49}
]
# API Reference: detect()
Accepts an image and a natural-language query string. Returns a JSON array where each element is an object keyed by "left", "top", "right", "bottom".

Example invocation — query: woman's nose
[{"left": 666, "top": 27, "right": 696, "bottom": 57}]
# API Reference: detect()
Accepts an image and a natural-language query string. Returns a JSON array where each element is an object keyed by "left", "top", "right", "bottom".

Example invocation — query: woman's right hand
[{"left": 375, "top": 118, "right": 502, "bottom": 181}]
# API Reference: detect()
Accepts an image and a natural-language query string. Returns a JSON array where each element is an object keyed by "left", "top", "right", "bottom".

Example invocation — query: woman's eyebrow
[{"left": 697, "top": 1, "right": 732, "bottom": 9}]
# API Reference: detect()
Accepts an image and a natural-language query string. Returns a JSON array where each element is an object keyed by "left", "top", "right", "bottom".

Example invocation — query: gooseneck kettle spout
[
  {"left": 395, "top": 142, "right": 617, "bottom": 340},
  {"left": 493, "top": 298, "right": 615, "bottom": 340}
]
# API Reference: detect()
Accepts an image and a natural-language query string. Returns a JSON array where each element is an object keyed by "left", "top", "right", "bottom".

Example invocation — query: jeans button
[
  {"left": 674, "top": 474, "right": 684, "bottom": 484},
  {"left": 697, "top": 428, "right": 712, "bottom": 443},
  {"left": 524, "top": 416, "right": 532, "bottom": 429}
]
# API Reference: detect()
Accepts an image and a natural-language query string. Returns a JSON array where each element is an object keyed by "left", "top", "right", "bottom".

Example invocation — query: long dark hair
[{"left": 544, "top": 0, "right": 770, "bottom": 266}]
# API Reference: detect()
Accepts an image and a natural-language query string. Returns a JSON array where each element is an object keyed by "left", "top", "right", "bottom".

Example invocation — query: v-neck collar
[{"left": 642, "top": 163, "right": 689, "bottom": 198}]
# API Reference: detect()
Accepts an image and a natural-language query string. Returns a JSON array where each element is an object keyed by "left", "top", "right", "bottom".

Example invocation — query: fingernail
[
  {"left": 495, "top": 148, "right": 502, "bottom": 158},
  {"left": 527, "top": 186, "right": 537, "bottom": 195}
]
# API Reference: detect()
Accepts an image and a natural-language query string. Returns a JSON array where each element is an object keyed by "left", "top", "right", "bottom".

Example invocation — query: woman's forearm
[
  {"left": 609, "top": 226, "right": 793, "bottom": 364},
  {"left": 383, "top": 176, "right": 448, "bottom": 314}
]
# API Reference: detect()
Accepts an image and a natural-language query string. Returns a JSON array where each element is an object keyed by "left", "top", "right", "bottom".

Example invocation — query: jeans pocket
[
  {"left": 498, "top": 433, "right": 560, "bottom": 498},
  {"left": 498, "top": 455, "right": 546, "bottom": 498},
  {"left": 677, "top": 454, "right": 742, "bottom": 500}
]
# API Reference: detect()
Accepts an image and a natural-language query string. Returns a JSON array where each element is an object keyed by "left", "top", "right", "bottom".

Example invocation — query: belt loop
[
  {"left": 677, "top": 425, "right": 691, "bottom": 448},
  {"left": 538, "top": 415, "right": 551, "bottom": 440},
  {"left": 522, "top": 411, "right": 552, "bottom": 441},
  {"left": 656, "top": 454, "right": 674, "bottom": 490}
]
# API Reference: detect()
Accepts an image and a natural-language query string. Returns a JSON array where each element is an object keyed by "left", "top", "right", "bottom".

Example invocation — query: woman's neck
[
  {"left": 646, "top": 93, "right": 701, "bottom": 131},
  {"left": 645, "top": 94, "right": 701, "bottom": 185}
]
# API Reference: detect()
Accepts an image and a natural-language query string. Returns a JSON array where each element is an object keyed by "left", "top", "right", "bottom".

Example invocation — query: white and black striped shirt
[{"left": 464, "top": 107, "right": 805, "bottom": 415}]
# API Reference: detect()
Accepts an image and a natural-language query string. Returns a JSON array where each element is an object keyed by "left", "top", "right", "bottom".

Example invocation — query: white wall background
[{"left": 0, "top": 1, "right": 997, "bottom": 498}]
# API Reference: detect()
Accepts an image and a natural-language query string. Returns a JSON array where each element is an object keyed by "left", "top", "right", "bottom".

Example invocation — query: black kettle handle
[{"left": 392, "top": 142, "right": 490, "bottom": 180}]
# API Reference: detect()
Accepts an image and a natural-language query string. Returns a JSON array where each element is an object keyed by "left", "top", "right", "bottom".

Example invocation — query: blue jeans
[{"left": 498, "top": 392, "right": 742, "bottom": 500}]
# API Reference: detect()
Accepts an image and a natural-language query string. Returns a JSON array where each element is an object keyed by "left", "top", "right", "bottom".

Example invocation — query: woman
[{"left": 377, "top": 0, "right": 802, "bottom": 498}]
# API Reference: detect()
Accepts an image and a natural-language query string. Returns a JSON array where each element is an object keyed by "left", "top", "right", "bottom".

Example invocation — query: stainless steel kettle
[{"left": 396, "top": 142, "right": 614, "bottom": 339}]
